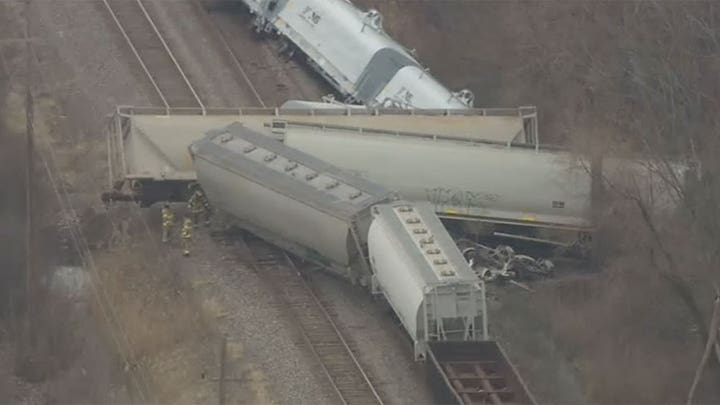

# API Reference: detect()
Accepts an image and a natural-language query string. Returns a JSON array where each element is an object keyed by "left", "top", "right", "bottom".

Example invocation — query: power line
[{"left": 12, "top": 0, "right": 153, "bottom": 399}]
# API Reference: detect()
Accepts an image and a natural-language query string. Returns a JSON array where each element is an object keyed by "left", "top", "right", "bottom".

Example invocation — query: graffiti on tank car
[
  {"left": 300, "top": 6, "right": 321, "bottom": 26},
  {"left": 425, "top": 187, "right": 499, "bottom": 209},
  {"left": 391, "top": 86, "right": 414, "bottom": 106}
]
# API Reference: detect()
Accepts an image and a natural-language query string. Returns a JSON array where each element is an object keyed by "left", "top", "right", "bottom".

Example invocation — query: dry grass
[
  {"left": 0, "top": 126, "right": 26, "bottom": 318},
  {"left": 90, "top": 215, "right": 219, "bottom": 403},
  {"left": 544, "top": 181, "right": 720, "bottom": 402},
  {"left": 537, "top": 247, "right": 717, "bottom": 403}
]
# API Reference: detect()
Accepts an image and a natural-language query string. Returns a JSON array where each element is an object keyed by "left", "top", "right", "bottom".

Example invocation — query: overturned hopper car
[
  {"left": 240, "top": 0, "right": 474, "bottom": 109},
  {"left": 190, "top": 122, "right": 394, "bottom": 285}
]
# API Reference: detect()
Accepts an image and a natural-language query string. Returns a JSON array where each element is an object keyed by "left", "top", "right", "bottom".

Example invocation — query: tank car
[
  {"left": 189, "top": 122, "right": 395, "bottom": 285},
  {"left": 239, "top": 0, "right": 473, "bottom": 109}
]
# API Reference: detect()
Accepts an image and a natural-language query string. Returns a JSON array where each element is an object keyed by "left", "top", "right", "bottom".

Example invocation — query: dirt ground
[{"left": 3, "top": 0, "right": 719, "bottom": 403}]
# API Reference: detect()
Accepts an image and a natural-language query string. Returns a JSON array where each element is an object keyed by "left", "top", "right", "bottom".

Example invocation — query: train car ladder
[{"left": 348, "top": 216, "right": 372, "bottom": 286}]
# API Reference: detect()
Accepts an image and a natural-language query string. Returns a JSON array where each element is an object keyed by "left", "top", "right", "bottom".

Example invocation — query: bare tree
[{"left": 513, "top": 0, "right": 720, "bottom": 398}]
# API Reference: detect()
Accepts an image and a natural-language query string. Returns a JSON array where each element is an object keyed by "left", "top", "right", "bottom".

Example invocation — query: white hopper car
[
  {"left": 276, "top": 120, "right": 688, "bottom": 235},
  {"left": 188, "top": 122, "right": 488, "bottom": 360},
  {"left": 104, "top": 106, "right": 536, "bottom": 206},
  {"left": 238, "top": 0, "right": 474, "bottom": 109},
  {"left": 369, "top": 201, "right": 487, "bottom": 359},
  {"left": 278, "top": 121, "right": 592, "bottom": 230}
]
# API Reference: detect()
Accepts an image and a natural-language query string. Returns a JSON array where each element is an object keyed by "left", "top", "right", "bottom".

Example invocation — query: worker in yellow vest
[
  {"left": 161, "top": 203, "right": 174, "bottom": 243},
  {"left": 180, "top": 216, "right": 193, "bottom": 256}
]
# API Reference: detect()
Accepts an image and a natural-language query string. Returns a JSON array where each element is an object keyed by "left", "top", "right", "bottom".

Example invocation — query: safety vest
[
  {"left": 181, "top": 222, "right": 192, "bottom": 239},
  {"left": 162, "top": 208, "right": 174, "bottom": 227}
]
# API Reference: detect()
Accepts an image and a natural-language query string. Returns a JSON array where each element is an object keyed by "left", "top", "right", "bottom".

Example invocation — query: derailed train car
[
  {"left": 369, "top": 202, "right": 487, "bottom": 360},
  {"left": 277, "top": 120, "right": 689, "bottom": 237},
  {"left": 190, "top": 122, "right": 394, "bottom": 285},
  {"left": 278, "top": 121, "right": 592, "bottom": 230},
  {"left": 104, "top": 106, "right": 537, "bottom": 206},
  {"left": 188, "top": 122, "right": 489, "bottom": 361},
  {"left": 239, "top": 0, "right": 474, "bottom": 109}
]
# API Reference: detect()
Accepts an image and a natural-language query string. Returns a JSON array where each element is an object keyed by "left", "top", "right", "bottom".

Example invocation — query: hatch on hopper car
[
  {"left": 368, "top": 201, "right": 488, "bottom": 360},
  {"left": 189, "top": 122, "right": 395, "bottom": 285}
]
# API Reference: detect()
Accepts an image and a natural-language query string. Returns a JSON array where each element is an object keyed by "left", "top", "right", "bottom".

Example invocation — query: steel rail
[
  {"left": 101, "top": 0, "right": 205, "bottom": 114},
  {"left": 135, "top": 0, "right": 206, "bottom": 114},
  {"left": 279, "top": 251, "right": 384, "bottom": 405},
  {"left": 237, "top": 235, "right": 384, "bottom": 405},
  {"left": 101, "top": 0, "right": 169, "bottom": 112},
  {"left": 191, "top": 0, "right": 266, "bottom": 107}
]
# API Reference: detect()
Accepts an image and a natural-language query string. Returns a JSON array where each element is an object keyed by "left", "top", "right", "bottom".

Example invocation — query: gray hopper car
[
  {"left": 240, "top": 0, "right": 473, "bottom": 109},
  {"left": 369, "top": 201, "right": 487, "bottom": 360},
  {"left": 104, "top": 106, "right": 537, "bottom": 206},
  {"left": 189, "top": 122, "right": 395, "bottom": 285},
  {"left": 278, "top": 121, "right": 688, "bottom": 237},
  {"left": 279, "top": 122, "right": 591, "bottom": 230}
]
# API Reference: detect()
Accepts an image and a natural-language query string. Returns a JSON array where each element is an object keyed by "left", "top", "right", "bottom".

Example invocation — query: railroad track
[
  {"left": 190, "top": 0, "right": 266, "bottom": 107},
  {"left": 196, "top": 0, "right": 328, "bottom": 105},
  {"left": 102, "top": 0, "right": 206, "bottom": 112},
  {"left": 216, "top": 230, "right": 384, "bottom": 405}
]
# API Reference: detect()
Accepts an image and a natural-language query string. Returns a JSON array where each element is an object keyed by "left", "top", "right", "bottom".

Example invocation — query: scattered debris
[
  {"left": 508, "top": 280, "right": 535, "bottom": 293},
  {"left": 457, "top": 239, "right": 554, "bottom": 284}
]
